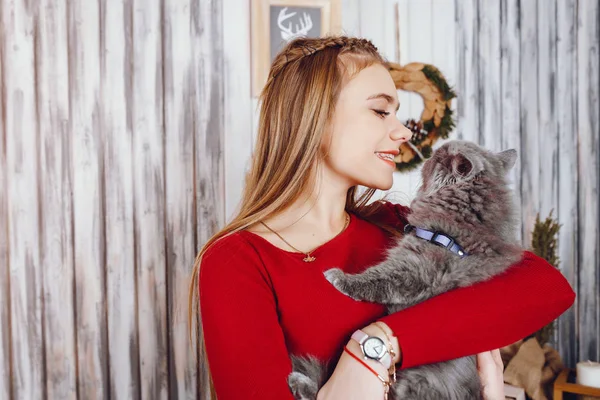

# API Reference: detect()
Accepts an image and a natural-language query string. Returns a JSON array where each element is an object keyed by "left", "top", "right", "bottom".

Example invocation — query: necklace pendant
[{"left": 303, "top": 255, "right": 316, "bottom": 262}]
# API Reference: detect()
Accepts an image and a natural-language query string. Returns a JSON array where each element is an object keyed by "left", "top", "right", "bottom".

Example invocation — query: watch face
[{"left": 363, "top": 337, "right": 385, "bottom": 359}]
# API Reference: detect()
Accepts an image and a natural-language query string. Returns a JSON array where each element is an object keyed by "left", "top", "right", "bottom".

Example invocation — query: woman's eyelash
[{"left": 374, "top": 110, "right": 391, "bottom": 118}]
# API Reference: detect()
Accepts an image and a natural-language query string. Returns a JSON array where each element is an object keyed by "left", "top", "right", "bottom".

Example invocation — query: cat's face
[{"left": 418, "top": 140, "right": 517, "bottom": 197}]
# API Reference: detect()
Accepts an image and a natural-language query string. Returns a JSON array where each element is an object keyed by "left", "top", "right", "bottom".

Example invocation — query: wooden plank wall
[
  {"left": 0, "top": 0, "right": 598, "bottom": 399},
  {"left": 0, "top": 0, "right": 224, "bottom": 398},
  {"left": 575, "top": 0, "right": 599, "bottom": 368}
]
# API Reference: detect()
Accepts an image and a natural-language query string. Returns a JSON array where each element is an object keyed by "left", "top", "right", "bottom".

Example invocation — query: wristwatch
[{"left": 351, "top": 329, "right": 392, "bottom": 369}]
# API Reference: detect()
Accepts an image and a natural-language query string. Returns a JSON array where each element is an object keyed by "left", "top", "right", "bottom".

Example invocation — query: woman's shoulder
[
  {"left": 202, "top": 231, "right": 250, "bottom": 258},
  {"left": 198, "top": 231, "right": 278, "bottom": 297},
  {"left": 200, "top": 232, "right": 263, "bottom": 276}
]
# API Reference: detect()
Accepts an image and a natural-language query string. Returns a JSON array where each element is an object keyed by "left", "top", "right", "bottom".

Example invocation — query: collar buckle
[{"left": 430, "top": 232, "right": 455, "bottom": 250}]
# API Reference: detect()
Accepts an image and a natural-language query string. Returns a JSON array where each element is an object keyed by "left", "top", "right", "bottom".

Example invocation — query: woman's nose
[{"left": 391, "top": 122, "right": 413, "bottom": 143}]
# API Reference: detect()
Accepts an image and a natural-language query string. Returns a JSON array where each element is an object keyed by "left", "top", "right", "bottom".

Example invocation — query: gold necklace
[{"left": 260, "top": 212, "right": 350, "bottom": 262}]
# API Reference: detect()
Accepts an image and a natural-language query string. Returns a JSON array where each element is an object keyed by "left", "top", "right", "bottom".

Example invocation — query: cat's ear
[
  {"left": 497, "top": 149, "right": 517, "bottom": 172},
  {"left": 452, "top": 154, "right": 473, "bottom": 178}
]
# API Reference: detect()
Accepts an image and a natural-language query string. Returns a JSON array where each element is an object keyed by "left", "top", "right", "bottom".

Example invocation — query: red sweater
[{"left": 199, "top": 202, "right": 575, "bottom": 399}]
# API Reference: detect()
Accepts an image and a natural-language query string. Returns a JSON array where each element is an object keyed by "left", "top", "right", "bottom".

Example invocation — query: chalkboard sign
[
  {"left": 252, "top": 0, "right": 342, "bottom": 96},
  {"left": 269, "top": 6, "right": 322, "bottom": 62}
]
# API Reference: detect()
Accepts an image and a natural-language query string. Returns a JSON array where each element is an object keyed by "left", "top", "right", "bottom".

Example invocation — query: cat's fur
[{"left": 287, "top": 140, "right": 524, "bottom": 400}]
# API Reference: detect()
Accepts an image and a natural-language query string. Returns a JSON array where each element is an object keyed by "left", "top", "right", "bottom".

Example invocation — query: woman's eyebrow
[{"left": 366, "top": 93, "right": 400, "bottom": 111}]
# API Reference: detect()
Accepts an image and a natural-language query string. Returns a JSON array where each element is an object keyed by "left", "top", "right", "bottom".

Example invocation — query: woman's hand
[
  {"left": 317, "top": 323, "right": 394, "bottom": 400},
  {"left": 477, "top": 349, "right": 505, "bottom": 400},
  {"left": 316, "top": 346, "right": 388, "bottom": 400}
]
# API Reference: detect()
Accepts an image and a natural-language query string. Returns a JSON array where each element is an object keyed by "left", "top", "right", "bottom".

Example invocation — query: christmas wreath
[{"left": 386, "top": 62, "right": 457, "bottom": 172}]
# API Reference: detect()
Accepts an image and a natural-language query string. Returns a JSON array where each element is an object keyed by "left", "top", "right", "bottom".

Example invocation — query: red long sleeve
[
  {"left": 379, "top": 250, "right": 575, "bottom": 369},
  {"left": 199, "top": 203, "right": 575, "bottom": 399}
]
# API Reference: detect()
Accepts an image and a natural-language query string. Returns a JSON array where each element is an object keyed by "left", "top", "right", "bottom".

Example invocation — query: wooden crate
[{"left": 554, "top": 369, "right": 600, "bottom": 400}]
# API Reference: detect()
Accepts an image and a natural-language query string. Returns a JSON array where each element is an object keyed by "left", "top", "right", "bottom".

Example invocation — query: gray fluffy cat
[{"left": 287, "top": 140, "right": 524, "bottom": 400}]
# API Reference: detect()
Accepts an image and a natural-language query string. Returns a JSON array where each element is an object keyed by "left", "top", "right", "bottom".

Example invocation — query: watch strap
[
  {"left": 351, "top": 329, "right": 368, "bottom": 344},
  {"left": 379, "top": 351, "right": 392, "bottom": 369}
]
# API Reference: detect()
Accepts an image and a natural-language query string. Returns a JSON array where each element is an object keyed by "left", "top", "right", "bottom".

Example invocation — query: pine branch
[
  {"left": 530, "top": 210, "right": 562, "bottom": 346},
  {"left": 421, "top": 65, "right": 457, "bottom": 101}
]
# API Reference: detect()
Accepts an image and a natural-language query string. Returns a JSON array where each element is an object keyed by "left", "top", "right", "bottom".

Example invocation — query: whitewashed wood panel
[
  {"left": 519, "top": 0, "right": 541, "bottom": 247},
  {"left": 68, "top": 0, "right": 109, "bottom": 397},
  {"left": 131, "top": 0, "right": 169, "bottom": 398},
  {"left": 368, "top": 0, "right": 396, "bottom": 62},
  {"left": 341, "top": 0, "right": 362, "bottom": 39},
  {"left": 395, "top": 0, "right": 411, "bottom": 124},
  {"left": 163, "top": 0, "right": 199, "bottom": 398},
  {"left": 577, "top": 0, "right": 600, "bottom": 364},
  {"left": 101, "top": 0, "right": 139, "bottom": 398},
  {"left": 537, "top": 0, "right": 558, "bottom": 225},
  {"left": 478, "top": 0, "right": 501, "bottom": 151},
  {"left": 197, "top": 0, "right": 225, "bottom": 398},
  {"left": 0, "top": 6, "right": 11, "bottom": 398},
  {"left": 197, "top": 3, "right": 226, "bottom": 278},
  {"left": 404, "top": 0, "right": 431, "bottom": 125},
  {"left": 537, "top": 0, "right": 559, "bottom": 350},
  {"left": 456, "top": 0, "right": 480, "bottom": 144},
  {"left": 3, "top": 1, "right": 45, "bottom": 398},
  {"left": 556, "top": 0, "right": 579, "bottom": 368},
  {"left": 431, "top": 0, "right": 456, "bottom": 101},
  {"left": 382, "top": 0, "right": 398, "bottom": 63},
  {"left": 359, "top": 0, "right": 386, "bottom": 56},
  {"left": 499, "top": 0, "right": 522, "bottom": 243},
  {"left": 37, "top": 0, "right": 78, "bottom": 398},
  {"left": 223, "top": 0, "right": 254, "bottom": 222}
]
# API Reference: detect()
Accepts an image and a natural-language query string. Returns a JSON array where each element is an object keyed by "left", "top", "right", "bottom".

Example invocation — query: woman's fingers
[
  {"left": 476, "top": 350, "right": 493, "bottom": 372},
  {"left": 491, "top": 348, "right": 503, "bottom": 368},
  {"left": 477, "top": 349, "right": 505, "bottom": 400}
]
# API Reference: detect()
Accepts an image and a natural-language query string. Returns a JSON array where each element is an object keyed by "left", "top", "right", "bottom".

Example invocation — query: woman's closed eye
[{"left": 373, "top": 109, "right": 391, "bottom": 119}]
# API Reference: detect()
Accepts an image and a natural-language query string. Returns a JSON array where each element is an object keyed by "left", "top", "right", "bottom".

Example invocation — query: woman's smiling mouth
[{"left": 375, "top": 151, "right": 398, "bottom": 167}]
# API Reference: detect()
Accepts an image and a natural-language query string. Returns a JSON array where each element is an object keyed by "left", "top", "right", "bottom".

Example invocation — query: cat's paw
[
  {"left": 323, "top": 268, "right": 351, "bottom": 297},
  {"left": 323, "top": 268, "right": 343, "bottom": 286},
  {"left": 287, "top": 372, "right": 318, "bottom": 400}
]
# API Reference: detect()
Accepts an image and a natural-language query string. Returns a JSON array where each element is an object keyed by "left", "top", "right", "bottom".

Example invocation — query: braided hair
[{"left": 266, "top": 35, "right": 381, "bottom": 82}]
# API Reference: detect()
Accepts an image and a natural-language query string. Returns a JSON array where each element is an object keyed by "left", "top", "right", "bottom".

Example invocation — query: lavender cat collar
[{"left": 403, "top": 224, "right": 468, "bottom": 258}]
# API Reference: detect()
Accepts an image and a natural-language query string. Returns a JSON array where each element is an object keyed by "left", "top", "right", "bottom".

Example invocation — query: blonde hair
[{"left": 188, "top": 35, "right": 400, "bottom": 398}]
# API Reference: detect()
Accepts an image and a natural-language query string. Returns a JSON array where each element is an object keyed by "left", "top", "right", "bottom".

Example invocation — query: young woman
[{"left": 190, "top": 36, "right": 575, "bottom": 399}]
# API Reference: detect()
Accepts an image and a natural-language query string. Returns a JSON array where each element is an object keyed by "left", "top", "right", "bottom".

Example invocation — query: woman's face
[{"left": 323, "top": 63, "right": 412, "bottom": 190}]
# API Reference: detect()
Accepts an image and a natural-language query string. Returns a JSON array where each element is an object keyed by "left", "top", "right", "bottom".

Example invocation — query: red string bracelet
[{"left": 343, "top": 346, "right": 391, "bottom": 398}]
